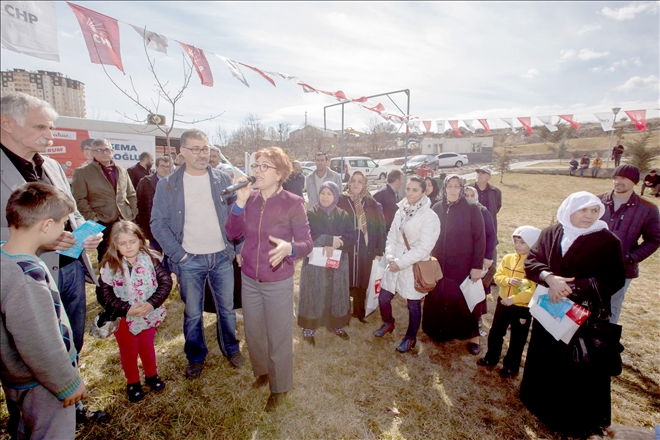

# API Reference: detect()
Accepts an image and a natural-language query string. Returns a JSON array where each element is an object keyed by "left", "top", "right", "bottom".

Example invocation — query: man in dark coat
[
  {"left": 611, "top": 144, "right": 624, "bottom": 167},
  {"left": 641, "top": 169, "right": 660, "bottom": 197},
  {"left": 474, "top": 167, "right": 502, "bottom": 233},
  {"left": 127, "top": 151, "right": 153, "bottom": 189},
  {"left": 136, "top": 155, "right": 172, "bottom": 252},
  {"left": 598, "top": 164, "right": 660, "bottom": 324},
  {"left": 282, "top": 160, "right": 305, "bottom": 199},
  {"left": 373, "top": 169, "right": 403, "bottom": 233}
]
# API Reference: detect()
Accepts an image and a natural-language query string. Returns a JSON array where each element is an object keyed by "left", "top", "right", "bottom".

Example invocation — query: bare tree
[
  {"left": 365, "top": 116, "right": 398, "bottom": 154},
  {"left": 98, "top": 28, "right": 224, "bottom": 156},
  {"left": 213, "top": 126, "right": 230, "bottom": 147}
]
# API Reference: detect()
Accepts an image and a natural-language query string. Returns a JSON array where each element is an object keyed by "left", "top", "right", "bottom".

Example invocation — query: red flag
[
  {"left": 67, "top": 2, "right": 124, "bottom": 72},
  {"left": 448, "top": 120, "right": 462, "bottom": 136},
  {"left": 177, "top": 42, "right": 213, "bottom": 86},
  {"left": 422, "top": 120, "right": 432, "bottom": 136},
  {"left": 352, "top": 96, "right": 369, "bottom": 103},
  {"left": 362, "top": 102, "right": 385, "bottom": 113},
  {"left": 299, "top": 83, "right": 318, "bottom": 93},
  {"left": 625, "top": 110, "right": 647, "bottom": 131},
  {"left": 477, "top": 119, "right": 491, "bottom": 132},
  {"left": 558, "top": 114, "right": 580, "bottom": 130},
  {"left": 239, "top": 63, "right": 276, "bottom": 87},
  {"left": 517, "top": 117, "right": 533, "bottom": 135}
]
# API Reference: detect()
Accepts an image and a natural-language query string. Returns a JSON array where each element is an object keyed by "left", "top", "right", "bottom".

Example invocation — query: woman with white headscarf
[{"left": 521, "top": 191, "right": 625, "bottom": 438}]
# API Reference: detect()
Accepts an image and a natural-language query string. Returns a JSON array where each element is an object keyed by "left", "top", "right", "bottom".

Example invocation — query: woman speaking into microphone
[{"left": 226, "top": 147, "right": 312, "bottom": 412}]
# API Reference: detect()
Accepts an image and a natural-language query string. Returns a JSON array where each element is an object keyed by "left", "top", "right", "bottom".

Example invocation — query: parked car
[
  {"left": 436, "top": 152, "right": 469, "bottom": 168},
  {"left": 301, "top": 166, "right": 315, "bottom": 177},
  {"left": 401, "top": 154, "right": 439, "bottom": 174},
  {"left": 329, "top": 156, "right": 388, "bottom": 182},
  {"left": 300, "top": 161, "right": 316, "bottom": 168}
]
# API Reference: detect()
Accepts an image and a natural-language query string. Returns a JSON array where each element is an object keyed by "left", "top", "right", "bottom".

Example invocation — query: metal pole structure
[
  {"left": 341, "top": 103, "right": 345, "bottom": 183},
  {"left": 606, "top": 107, "right": 621, "bottom": 169}
]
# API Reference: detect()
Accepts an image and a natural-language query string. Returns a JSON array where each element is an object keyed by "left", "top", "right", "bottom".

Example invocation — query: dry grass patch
[{"left": 1, "top": 173, "right": 658, "bottom": 439}]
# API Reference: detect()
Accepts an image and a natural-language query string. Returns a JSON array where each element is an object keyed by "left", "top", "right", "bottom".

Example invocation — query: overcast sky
[{"left": 1, "top": 1, "right": 658, "bottom": 136}]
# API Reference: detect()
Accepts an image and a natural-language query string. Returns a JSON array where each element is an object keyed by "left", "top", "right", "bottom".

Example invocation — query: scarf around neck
[
  {"left": 100, "top": 250, "right": 166, "bottom": 335},
  {"left": 399, "top": 194, "right": 429, "bottom": 230}
]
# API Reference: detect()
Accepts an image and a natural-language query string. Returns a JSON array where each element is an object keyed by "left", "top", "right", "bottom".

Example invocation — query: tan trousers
[{"left": 241, "top": 274, "right": 294, "bottom": 393}]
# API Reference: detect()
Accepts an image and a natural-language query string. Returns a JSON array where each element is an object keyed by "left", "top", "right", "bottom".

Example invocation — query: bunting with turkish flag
[
  {"left": 68, "top": 2, "right": 124, "bottom": 72},
  {"left": 538, "top": 115, "right": 558, "bottom": 132},
  {"left": 448, "top": 120, "right": 461, "bottom": 136},
  {"left": 422, "top": 121, "right": 432, "bottom": 136},
  {"left": 436, "top": 120, "right": 445, "bottom": 134},
  {"left": 178, "top": 42, "right": 213, "bottom": 86},
  {"left": 517, "top": 117, "right": 533, "bottom": 135},
  {"left": 558, "top": 115, "right": 580, "bottom": 130},
  {"left": 625, "top": 110, "right": 647, "bottom": 131},
  {"left": 501, "top": 118, "right": 517, "bottom": 133},
  {"left": 463, "top": 120, "right": 476, "bottom": 133},
  {"left": 239, "top": 62, "right": 275, "bottom": 87},
  {"left": 477, "top": 119, "right": 491, "bottom": 132}
]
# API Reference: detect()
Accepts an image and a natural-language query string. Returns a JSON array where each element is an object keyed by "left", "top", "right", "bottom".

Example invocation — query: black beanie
[{"left": 613, "top": 164, "right": 640, "bottom": 185}]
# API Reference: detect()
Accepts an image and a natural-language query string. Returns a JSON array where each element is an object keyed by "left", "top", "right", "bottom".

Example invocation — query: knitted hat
[{"left": 613, "top": 164, "right": 640, "bottom": 184}]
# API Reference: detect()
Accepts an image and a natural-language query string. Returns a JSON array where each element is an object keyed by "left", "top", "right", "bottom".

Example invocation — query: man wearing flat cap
[
  {"left": 474, "top": 167, "right": 502, "bottom": 234},
  {"left": 598, "top": 164, "right": 660, "bottom": 324}
]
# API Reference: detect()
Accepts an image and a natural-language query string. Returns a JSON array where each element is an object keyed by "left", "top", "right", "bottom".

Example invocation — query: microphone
[{"left": 221, "top": 176, "right": 256, "bottom": 195}]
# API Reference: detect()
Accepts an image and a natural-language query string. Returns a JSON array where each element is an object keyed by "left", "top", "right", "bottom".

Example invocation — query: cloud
[
  {"left": 521, "top": 69, "right": 539, "bottom": 79},
  {"left": 558, "top": 49, "right": 576, "bottom": 62},
  {"left": 601, "top": 2, "right": 658, "bottom": 21},
  {"left": 613, "top": 75, "right": 659, "bottom": 92},
  {"left": 578, "top": 23, "right": 602, "bottom": 35},
  {"left": 591, "top": 67, "right": 603, "bottom": 73},
  {"left": 632, "top": 56, "right": 642, "bottom": 66},
  {"left": 578, "top": 48, "right": 609, "bottom": 60}
]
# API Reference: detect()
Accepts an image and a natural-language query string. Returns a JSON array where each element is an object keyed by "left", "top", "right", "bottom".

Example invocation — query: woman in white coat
[{"left": 374, "top": 176, "right": 441, "bottom": 353}]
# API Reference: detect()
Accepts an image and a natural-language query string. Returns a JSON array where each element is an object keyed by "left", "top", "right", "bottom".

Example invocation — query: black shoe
[
  {"left": 303, "top": 335, "right": 315, "bottom": 346},
  {"left": 185, "top": 362, "right": 204, "bottom": 379},
  {"left": 264, "top": 392, "right": 287, "bottom": 412},
  {"left": 126, "top": 382, "right": 145, "bottom": 403},
  {"left": 252, "top": 374, "right": 269, "bottom": 388},
  {"left": 145, "top": 375, "right": 165, "bottom": 392},
  {"left": 499, "top": 367, "right": 519, "bottom": 379},
  {"left": 374, "top": 321, "right": 395, "bottom": 338},
  {"left": 467, "top": 342, "right": 481, "bottom": 356},
  {"left": 76, "top": 407, "right": 110, "bottom": 425},
  {"left": 476, "top": 357, "right": 498, "bottom": 367},
  {"left": 334, "top": 329, "right": 350, "bottom": 340},
  {"left": 395, "top": 337, "right": 416, "bottom": 353},
  {"left": 229, "top": 352, "right": 245, "bottom": 368}
]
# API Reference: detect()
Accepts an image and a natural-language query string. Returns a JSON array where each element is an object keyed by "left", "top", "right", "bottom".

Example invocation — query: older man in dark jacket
[
  {"left": 136, "top": 155, "right": 171, "bottom": 252},
  {"left": 599, "top": 165, "right": 660, "bottom": 324},
  {"left": 474, "top": 167, "right": 502, "bottom": 233}
]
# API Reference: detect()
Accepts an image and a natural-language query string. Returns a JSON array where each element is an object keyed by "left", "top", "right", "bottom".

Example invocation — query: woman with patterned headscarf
[
  {"left": 521, "top": 191, "right": 624, "bottom": 438},
  {"left": 337, "top": 171, "right": 386, "bottom": 322},
  {"left": 422, "top": 174, "right": 486, "bottom": 355},
  {"left": 298, "top": 181, "right": 357, "bottom": 344}
]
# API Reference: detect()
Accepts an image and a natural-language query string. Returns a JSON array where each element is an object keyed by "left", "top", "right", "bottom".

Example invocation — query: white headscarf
[{"left": 556, "top": 191, "right": 608, "bottom": 255}]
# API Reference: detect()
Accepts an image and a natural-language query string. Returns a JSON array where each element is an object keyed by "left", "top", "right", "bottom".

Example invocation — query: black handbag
[{"left": 569, "top": 278, "right": 624, "bottom": 376}]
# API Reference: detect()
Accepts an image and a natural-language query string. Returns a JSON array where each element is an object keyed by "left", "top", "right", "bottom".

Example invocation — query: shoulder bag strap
[{"left": 402, "top": 232, "right": 411, "bottom": 251}]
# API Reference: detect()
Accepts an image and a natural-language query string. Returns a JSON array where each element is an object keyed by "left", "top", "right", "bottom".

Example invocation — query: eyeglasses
[
  {"left": 93, "top": 148, "right": 113, "bottom": 154},
  {"left": 250, "top": 163, "right": 277, "bottom": 172},
  {"left": 181, "top": 146, "right": 210, "bottom": 155}
]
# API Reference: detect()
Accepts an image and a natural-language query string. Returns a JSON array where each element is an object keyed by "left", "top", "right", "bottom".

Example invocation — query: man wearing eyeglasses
[
  {"left": 151, "top": 129, "right": 244, "bottom": 379},
  {"left": 71, "top": 138, "right": 138, "bottom": 261}
]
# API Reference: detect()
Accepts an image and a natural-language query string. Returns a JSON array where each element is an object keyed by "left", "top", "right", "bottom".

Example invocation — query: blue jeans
[
  {"left": 378, "top": 288, "right": 422, "bottom": 339},
  {"left": 609, "top": 278, "right": 632, "bottom": 324},
  {"left": 177, "top": 250, "right": 239, "bottom": 363},
  {"left": 57, "top": 259, "right": 87, "bottom": 354}
]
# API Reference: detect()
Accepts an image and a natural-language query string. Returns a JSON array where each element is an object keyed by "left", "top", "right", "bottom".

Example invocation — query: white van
[{"left": 330, "top": 156, "right": 388, "bottom": 182}]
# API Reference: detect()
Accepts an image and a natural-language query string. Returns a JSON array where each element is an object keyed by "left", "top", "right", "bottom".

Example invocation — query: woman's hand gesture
[{"left": 268, "top": 235, "right": 292, "bottom": 267}]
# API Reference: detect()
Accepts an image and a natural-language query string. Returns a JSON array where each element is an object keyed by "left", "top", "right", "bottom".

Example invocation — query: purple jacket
[{"left": 226, "top": 189, "right": 312, "bottom": 282}]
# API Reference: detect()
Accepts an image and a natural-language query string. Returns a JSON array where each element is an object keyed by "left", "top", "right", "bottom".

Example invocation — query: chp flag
[{"left": 1, "top": 0, "right": 60, "bottom": 61}]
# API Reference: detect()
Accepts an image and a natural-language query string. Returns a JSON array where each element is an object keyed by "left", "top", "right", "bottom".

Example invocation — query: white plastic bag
[
  {"left": 365, "top": 258, "right": 385, "bottom": 316},
  {"left": 460, "top": 276, "right": 486, "bottom": 313}
]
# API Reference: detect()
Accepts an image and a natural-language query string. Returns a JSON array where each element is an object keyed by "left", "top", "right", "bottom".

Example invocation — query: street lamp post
[{"left": 606, "top": 107, "right": 621, "bottom": 169}]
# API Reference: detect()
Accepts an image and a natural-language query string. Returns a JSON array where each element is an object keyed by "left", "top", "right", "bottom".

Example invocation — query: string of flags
[{"left": 0, "top": 1, "right": 650, "bottom": 134}]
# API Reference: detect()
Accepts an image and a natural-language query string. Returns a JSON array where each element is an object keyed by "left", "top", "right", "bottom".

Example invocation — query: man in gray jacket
[
  {"left": 0, "top": 92, "right": 108, "bottom": 424},
  {"left": 305, "top": 152, "right": 342, "bottom": 207}
]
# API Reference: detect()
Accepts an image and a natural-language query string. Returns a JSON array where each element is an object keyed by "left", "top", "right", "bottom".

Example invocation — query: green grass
[{"left": 1, "top": 173, "right": 658, "bottom": 439}]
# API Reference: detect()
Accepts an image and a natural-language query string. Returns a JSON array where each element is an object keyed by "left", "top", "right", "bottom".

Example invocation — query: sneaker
[
  {"left": 126, "top": 382, "right": 144, "bottom": 403},
  {"left": 76, "top": 407, "right": 110, "bottom": 425},
  {"left": 229, "top": 352, "right": 245, "bottom": 368},
  {"left": 145, "top": 374, "right": 165, "bottom": 392},
  {"left": 185, "top": 362, "right": 204, "bottom": 379}
]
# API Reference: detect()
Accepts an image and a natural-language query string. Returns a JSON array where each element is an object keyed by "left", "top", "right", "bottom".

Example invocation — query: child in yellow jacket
[{"left": 477, "top": 225, "right": 541, "bottom": 378}]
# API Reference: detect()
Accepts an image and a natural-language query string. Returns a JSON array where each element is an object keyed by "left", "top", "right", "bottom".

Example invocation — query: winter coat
[{"left": 381, "top": 196, "right": 440, "bottom": 300}]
